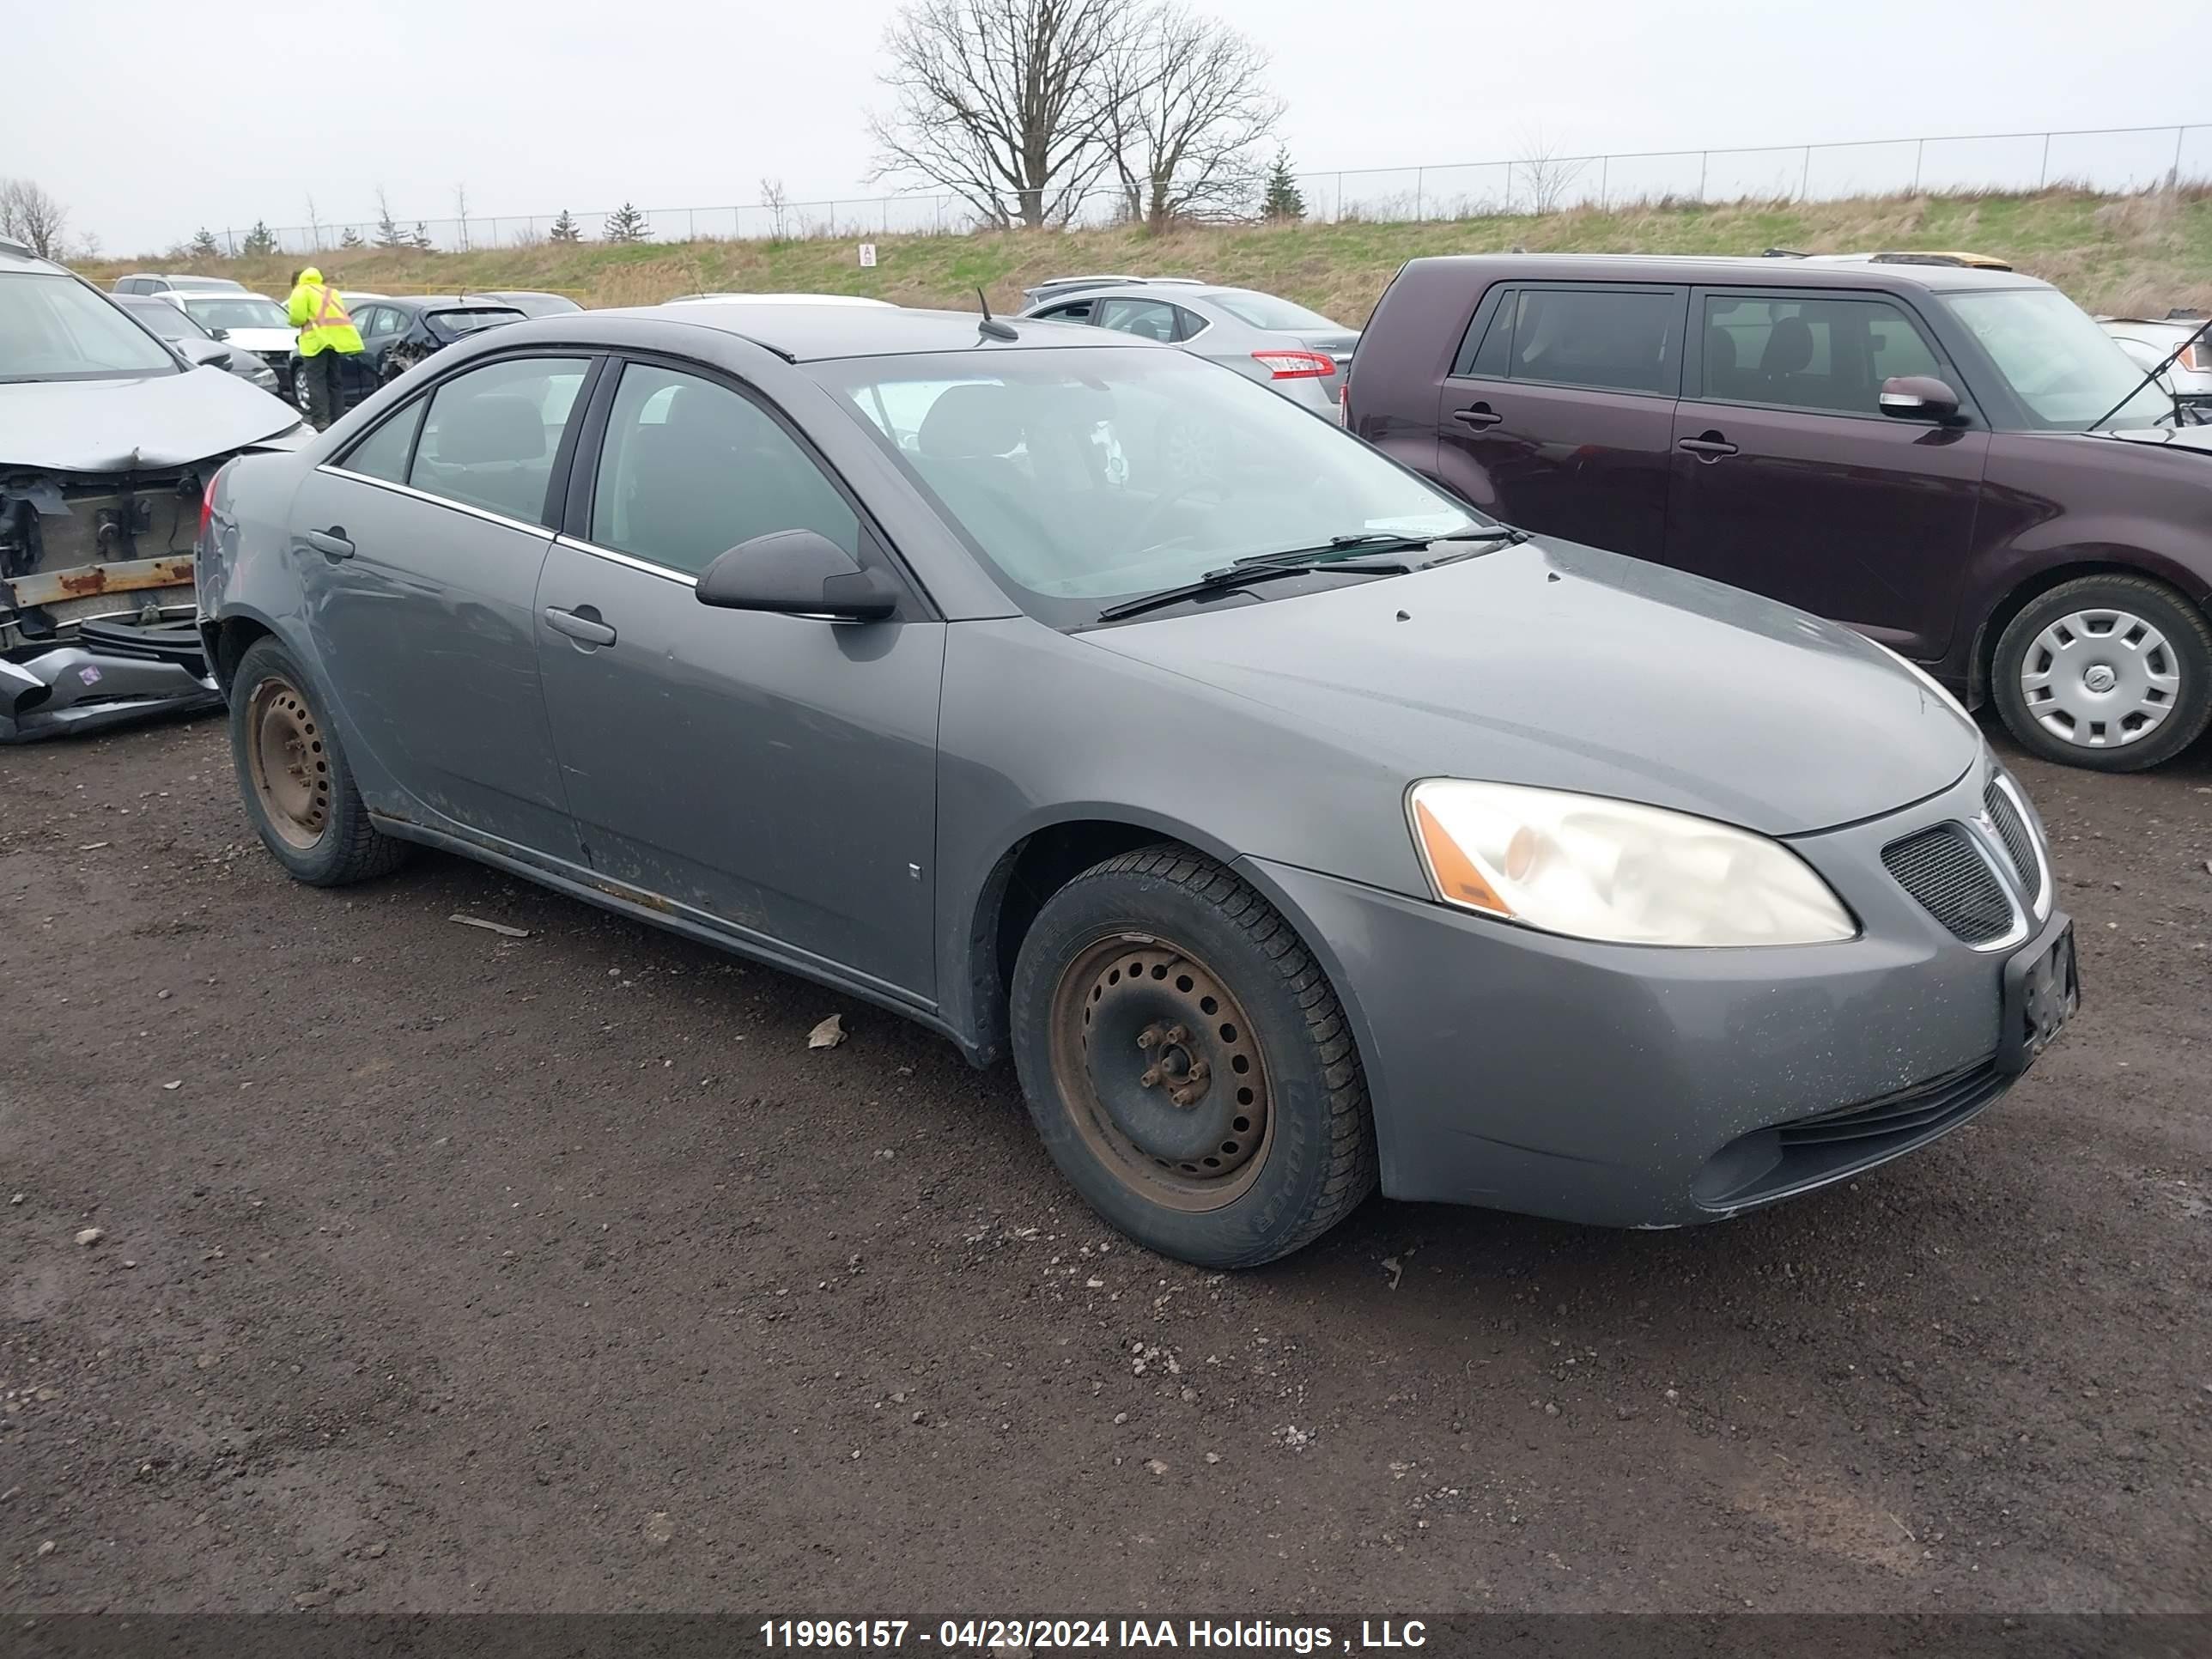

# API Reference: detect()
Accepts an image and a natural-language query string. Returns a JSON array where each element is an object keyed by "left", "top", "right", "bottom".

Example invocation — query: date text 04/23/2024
[{"left": 758, "top": 1621, "right": 1431, "bottom": 1651}]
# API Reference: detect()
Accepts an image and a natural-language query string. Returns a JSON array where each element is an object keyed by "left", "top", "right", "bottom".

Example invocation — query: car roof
[
  {"left": 591, "top": 302, "right": 1147, "bottom": 361},
  {"left": 661, "top": 292, "right": 895, "bottom": 307},
  {"left": 385, "top": 295, "right": 526, "bottom": 311},
  {"left": 1404, "top": 252, "right": 2046, "bottom": 293},
  {"left": 0, "top": 238, "right": 66, "bottom": 275}
]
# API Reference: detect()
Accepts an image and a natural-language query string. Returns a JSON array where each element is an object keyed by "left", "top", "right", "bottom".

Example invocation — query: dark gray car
[
  {"left": 195, "top": 304, "right": 2076, "bottom": 1267},
  {"left": 1021, "top": 283, "right": 1358, "bottom": 415}
]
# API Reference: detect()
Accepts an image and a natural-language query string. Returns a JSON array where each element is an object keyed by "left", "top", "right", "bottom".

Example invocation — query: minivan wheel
[
  {"left": 228, "top": 635, "right": 408, "bottom": 886},
  {"left": 1990, "top": 575, "right": 2212, "bottom": 771},
  {"left": 1010, "top": 844, "right": 1376, "bottom": 1267}
]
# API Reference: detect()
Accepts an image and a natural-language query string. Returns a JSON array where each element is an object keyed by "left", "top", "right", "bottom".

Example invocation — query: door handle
[
  {"left": 1452, "top": 404, "right": 1504, "bottom": 428},
  {"left": 1676, "top": 434, "right": 1739, "bottom": 459},
  {"left": 303, "top": 526, "right": 354, "bottom": 560},
  {"left": 543, "top": 605, "right": 616, "bottom": 647}
]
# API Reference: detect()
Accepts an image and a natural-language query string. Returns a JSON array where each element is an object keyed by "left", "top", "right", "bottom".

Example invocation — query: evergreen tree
[
  {"left": 1261, "top": 152, "right": 1305, "bottom": 223},
  {"left": 374, "top": 206, "right": 410, "bottom": 249},
  {"left": 549, "top": 209, "right": 581, "bottom": 243},
  {"left": 411, "top": 222, "right": 434, "bottom": 251},
  {"left": 602, "top": 202, "right": 649, "bottom": 244},
  {"left": 338, "top": 226, "right": 365, "bottom": 249},
  {"left": 240, "top": 220, "right": 277, "bottom": 256},
  {"left": 188, "top": 227, "right": 221, "bottom": 259}
]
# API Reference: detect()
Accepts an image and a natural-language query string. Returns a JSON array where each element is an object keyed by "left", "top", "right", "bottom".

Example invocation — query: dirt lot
[{"left": 2, "top": 713, "right": 2206, "bottom": 1615}]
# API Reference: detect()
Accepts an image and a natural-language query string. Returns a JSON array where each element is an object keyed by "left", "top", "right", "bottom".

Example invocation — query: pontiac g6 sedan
[{"left": 196, "top": 304, "right": 2077, "bottom": 1267}]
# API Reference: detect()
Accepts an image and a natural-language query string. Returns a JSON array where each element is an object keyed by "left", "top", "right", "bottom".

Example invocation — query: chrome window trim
[
  {"left": 550, "top": 534, "right": 698, "bottom": 589},
  {"left": 1988, "top": 770, "right": 2053, "bottom": 921},
  {"left": 314, "top": 464, "right": 554, "bottom": 538}
]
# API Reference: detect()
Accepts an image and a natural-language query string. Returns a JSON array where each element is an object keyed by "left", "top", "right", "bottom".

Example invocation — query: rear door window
[
  {"left": 1698, "top": 293, "right": 1946, "bottom": 416},
  {"left": 340, "top": 400, "right": 425, "bottom": 483},
  {"left": 1096, "top": 298, "right": 1181, "bottom": 343},
  {"left": 1494, "top": 287, "right": 1685, "bottom": 396},
  {"left": 406, "top": 356, "right": 590, "bottom": 525}
]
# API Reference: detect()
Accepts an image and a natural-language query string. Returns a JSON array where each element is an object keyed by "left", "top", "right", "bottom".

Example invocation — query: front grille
[
  {"left": 1882, "top": 823, "right": 2014, "bottom": 945},
  {"left": 1984, "top": 781, "right": 2040, "bottom": 902},
  {"left": 1694, "top": 1060, "right": 2011, "bottom": 1208},
  {"left": 1776, "top": 1060, "right": 2007, "bottom": 1151}
]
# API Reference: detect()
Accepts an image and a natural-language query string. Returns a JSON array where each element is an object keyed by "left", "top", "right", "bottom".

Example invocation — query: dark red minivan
[{"left": 1349, "top": 254, "right": 2212, "bottom": 769}]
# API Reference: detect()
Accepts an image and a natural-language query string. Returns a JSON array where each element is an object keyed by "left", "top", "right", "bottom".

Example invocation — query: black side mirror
[
  {"left": 695, "top": 529, "right": 898, "bottom": 622},
  {"left": 1879, "top": 375, "right": 1962, "bottom": 422}
]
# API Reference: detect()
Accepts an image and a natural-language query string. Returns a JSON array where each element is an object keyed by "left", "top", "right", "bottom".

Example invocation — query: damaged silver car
[{"left": 2, "top": 235, "right": 306, "bottom": 742}]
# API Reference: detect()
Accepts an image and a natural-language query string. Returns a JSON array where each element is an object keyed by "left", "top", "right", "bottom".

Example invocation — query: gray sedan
[
  {"left": 195, "top": 304, "right": 2075, "bottom": 1267},
  {"left": 1020, "top": 283, "right": 1358, "bottom": 416}
]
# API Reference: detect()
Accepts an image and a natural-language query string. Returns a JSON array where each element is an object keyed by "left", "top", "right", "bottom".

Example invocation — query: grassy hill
[{"left": 89, "top": 187, "right": 2212, "bottom": 322}]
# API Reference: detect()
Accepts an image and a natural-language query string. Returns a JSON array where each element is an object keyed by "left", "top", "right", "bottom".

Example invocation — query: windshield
[
  {"left": 1944, "top": 288, "right": 2171, "bottom": 430},
  {"left": 0, "top": 275, "right": 179, "bottom": 382},
  {"left": 810, "top": 347, "right": 1480, "bottom": 625},
  {"left": 1206, "top": 290, "right": 1343, "bottom": 331},
  {"left": 428, "top": 307, "right": 526, "bottom": 337},
  {"left": 179, "top": 294, "right": 290, "bottom": 331}
]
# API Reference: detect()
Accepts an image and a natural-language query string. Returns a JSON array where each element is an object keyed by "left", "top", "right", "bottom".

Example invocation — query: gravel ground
[{"left": 2, "top": 713, "right": 2206, "bottom": 1614}]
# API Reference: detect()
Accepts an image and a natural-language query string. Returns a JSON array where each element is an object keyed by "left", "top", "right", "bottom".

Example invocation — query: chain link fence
[{"left": 210, "top": 122, "right": 2211, "bottom": 256}]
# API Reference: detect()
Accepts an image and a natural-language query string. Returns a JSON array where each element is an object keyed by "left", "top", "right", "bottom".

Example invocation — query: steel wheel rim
[
  {"left": 2019, "top": 607, "right": 2179, "bottom": 748},
  {"left": 1048, "top": 934, "right": 1273, "bottom": 1214},
  {"left": 246, "top": 676, "right": 331, "bottom": 849}
]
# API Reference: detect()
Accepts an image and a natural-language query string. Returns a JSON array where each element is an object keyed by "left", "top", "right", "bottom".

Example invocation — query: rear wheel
[
  {"left": 1010, "top": 844, "right": 1376, "bottom": 1267},
  {"left": 1990, "top": 574, "right": 2212, "bottom": 770},
  {"left": 228, "top": 636, "right": 407, "bottom": 886}
]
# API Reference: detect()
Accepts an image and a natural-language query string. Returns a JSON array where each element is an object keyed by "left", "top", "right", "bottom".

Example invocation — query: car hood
[
  {"left": 216, "top": 326, "right": 298, "bottom": 354},
  {"left": 0, "top": 368, "right": 301, "bottom": 472},
  {"left": 2103, "top": 422, "right": 2212, "bottom": 451},
  {"left": 1084, "top": 539, "right": 1980, "bottom": 837}
]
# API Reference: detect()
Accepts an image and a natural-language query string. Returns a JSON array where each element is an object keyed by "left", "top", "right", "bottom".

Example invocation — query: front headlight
[{"left": 1407, "top": 780, "right": 1856, "bottom": 947}]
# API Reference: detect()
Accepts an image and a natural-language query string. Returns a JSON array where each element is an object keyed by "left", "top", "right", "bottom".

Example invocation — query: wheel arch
[{"left": 1967, "top": 556, "right": 2211, "bottom": 709}]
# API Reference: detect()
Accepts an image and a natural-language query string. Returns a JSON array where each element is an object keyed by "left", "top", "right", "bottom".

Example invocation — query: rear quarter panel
[{"left": 1349, "top": 263, "right": 1492, "bottom": 477}]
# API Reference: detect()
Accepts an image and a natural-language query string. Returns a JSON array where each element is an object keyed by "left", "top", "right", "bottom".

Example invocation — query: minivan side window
[
  {"left": 1476, "top": 287, "right": 1683, "bottom": 396},
  {"left": 589, "top": 362, "right": 860, "bottom": 577},
  {"left": 406, "top": 356, "right": 590, "bottom": 526},
  {"left": 1698, "top": 294, "right": 1945, "bottom": 416}
]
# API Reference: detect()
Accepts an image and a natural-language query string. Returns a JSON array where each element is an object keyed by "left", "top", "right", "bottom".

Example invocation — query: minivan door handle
[
  {"left": 303, "top": 527, "right": 354, "bottom": 560},
  {"left": 543, "top": 605, "right": 617, "bottom": 647},
  {"left": 1677, "top": 433, "right": 1739, "bottom": 459},
  {"left": 1452, "top": 404, "right": 1504, "bottom": 428}
]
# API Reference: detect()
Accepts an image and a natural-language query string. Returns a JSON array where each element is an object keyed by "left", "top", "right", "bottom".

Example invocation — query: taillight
[
  {"left": 2183, "top": 343, "right": 2208, "bottom": 374},
  {"left": 198, "top": 460, "right": 231, "bottom": 545},
  {"left": 1251, "top": 349, "right": 1335, "bottom": 380},
  {"left": 1337, "top": 379, "right": 1349, "bottom": 427}
]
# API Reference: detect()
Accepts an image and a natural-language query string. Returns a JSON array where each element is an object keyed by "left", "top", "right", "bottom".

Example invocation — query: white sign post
[{"left": 858, "top": 243, "right": 878, "bottom": 269}]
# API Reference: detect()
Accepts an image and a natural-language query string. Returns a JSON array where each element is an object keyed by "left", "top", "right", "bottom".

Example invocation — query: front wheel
[
  {"left": 1010, "top": 845, "right": 1376, "bottom": 1267},
  {"left": 1990, "top": 574, "right": 2212, "bottom": 770}
]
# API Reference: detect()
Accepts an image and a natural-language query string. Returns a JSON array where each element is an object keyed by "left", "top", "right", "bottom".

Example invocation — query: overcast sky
[{"left": 11, "top": 0, "right": 2212, "bottom": 253}]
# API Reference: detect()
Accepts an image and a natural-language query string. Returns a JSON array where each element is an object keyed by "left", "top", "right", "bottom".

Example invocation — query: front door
[
  {"left": 532, "top": 359, "right": 945, "bottom": 1003},
  {"left": 293, "top": 351, "right": 594, "bottom": 856},
  {"left": 1434, "top": 283, "right": 1686, "bottom": 559},
  {"left": 1662, "top": 289, "right": 1990, "bottom": 662}
]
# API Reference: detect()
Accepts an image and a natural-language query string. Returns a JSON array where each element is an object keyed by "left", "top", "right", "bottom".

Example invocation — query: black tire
[
  {"left": 228, "top": 635, "right": 408, "bottom": 886},
  {"left": 1990, "top": 574, "right": 2212, "bottom": 771},
  {"left": 1010, "top": 843, "right": 1376, "bottom": 1267}
]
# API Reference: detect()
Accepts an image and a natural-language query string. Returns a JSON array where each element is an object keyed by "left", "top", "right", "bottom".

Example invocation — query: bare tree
[
  {"left": 0, "top": 179, "right": 70, "bottom": 258},
  {"left": 454, "top": 183, "right": 471, "bottom": 251},
  {"left": 868, "top": 0, "right": 1132, "bottom": 229},
  {"left": 1510, "top": 128, "right": 1588, "bottom": 216},
  {"left": 760, "top": 176, "right": 793, "bottom": 240},
  {"left": 1103, "top": 3, "right": 1279, "bottom": 232},
  {"left": 305, "top": 193, "right": 323, "bottom": 250}
]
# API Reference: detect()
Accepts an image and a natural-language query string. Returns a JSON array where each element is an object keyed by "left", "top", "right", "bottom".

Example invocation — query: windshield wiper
[
  {"left": 1228, "top": 526, "right": 1526, "bottom": 569},
  {"left": 2088, "top": 313, "right": 2212, "bottom": 432},
  {"left": 1095, "top": 550, "right": 1412, "bottom": 623}
]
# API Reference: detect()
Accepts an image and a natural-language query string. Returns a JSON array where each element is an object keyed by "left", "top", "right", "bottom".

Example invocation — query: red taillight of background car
[
  {"left": 1251, "top": 349, "right": 1335, "bottom": 380},
  {"left": 198, "top": 459, "right": 233, "bottom": 546},
  {"left": 1337, "top": 379, "right": 1350, "bottom": 427}
]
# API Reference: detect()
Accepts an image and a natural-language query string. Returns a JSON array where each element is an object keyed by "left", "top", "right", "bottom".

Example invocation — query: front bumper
[{"left": 1241, "top": 762, "right": 2064, "bottom": 1228}]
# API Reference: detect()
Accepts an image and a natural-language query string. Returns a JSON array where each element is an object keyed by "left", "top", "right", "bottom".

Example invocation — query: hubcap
[
  {"left": 1048, "top": 938, "right": 1272, "bottom": 1212},
  {"left": 245, "top": 677, "right": 331, "bottom": 848},
  {"left": 2019, "top": 608, "right": 2179, "bottom": 748}
]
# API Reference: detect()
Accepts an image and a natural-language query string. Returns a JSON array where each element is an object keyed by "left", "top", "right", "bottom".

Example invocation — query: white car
[
  {"left": 2099, "top": 312, "right": 2212, "bottom": 422},
  {"left": 161, "top": 289, "right": 299, "bottom": 398}
]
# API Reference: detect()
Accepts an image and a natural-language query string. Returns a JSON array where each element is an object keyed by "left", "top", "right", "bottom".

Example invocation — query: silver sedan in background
[{"left": 1020, "top": 283, "right": 1358, "bottom": 415}]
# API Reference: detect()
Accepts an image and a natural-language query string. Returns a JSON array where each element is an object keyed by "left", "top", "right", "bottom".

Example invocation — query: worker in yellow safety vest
[{"left": 284, "top": 267, "right": 365, "bottom": 429}]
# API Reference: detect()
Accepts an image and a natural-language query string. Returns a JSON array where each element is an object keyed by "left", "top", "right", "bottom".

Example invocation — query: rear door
[
  {"left": 1435, "top": 283, "right": 1686, "bottom": 558},
  {"left": 532, "top": 356, "right": 945, "bottom": 1002},
  {"left": 291, "top": 351, "right": 597, "bottom": 854},
  {"left": 1662, "top": 287, "right": 1989, "bottom": 661}
]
